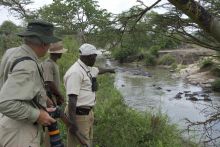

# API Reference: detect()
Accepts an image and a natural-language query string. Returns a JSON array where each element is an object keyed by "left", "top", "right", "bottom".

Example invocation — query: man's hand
[
  {"left": 37, "top": 108, "right": 56, "bottom": 126},
  {"left": 57, "top": 97, "right": 65, "bottom": 106},
  {"left": 46, "top": 97, "right": 54, "bottom": 107}
]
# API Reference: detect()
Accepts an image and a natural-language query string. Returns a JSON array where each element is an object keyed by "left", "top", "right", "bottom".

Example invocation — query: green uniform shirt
[
  {"left": 41, "top": 58, "right": 61, "bottom": 90},
  {"left": 0, "top": 44, "right": 47, "bottom": 123}
]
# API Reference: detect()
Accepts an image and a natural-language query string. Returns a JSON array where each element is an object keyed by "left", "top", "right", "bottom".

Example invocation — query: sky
[{"left": 0, "top": 0, "right": 167, "bottom": 25}]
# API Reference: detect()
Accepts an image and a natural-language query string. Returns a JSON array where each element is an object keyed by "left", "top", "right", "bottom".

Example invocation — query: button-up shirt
[
  {"left": 0, "top": 44, "right": 46, "bottom": 123},
  {"left": 64, "top": 59, "right": 99, "bottom": 107}
]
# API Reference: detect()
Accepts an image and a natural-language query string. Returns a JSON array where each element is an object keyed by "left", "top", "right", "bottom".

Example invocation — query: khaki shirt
[
  {"left": 64, "top": 59, "right": 99, "bottom": 107},
  {"left": 41, "top": 58, "right": 60, "bottom": 90},
  {"left": 0, "top": 44, "right": 47, "bottom": 123}
]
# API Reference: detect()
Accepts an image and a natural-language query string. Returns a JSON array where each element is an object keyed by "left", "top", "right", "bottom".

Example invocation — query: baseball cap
[{"left": 79, "top": 43, "right": 101, "bottom": 56}]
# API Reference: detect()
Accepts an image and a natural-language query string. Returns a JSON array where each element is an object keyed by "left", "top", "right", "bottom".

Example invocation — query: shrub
[
  {"left": 211, "top": 65, "right": 220, "bottom": 77},
  {"left": 144, "top": 52, "right": 157, "bottom": 66},
  {"left": 199, "top": 58, "right": 214, "bottom": 70},
  {"left": 149, "top": 45, "right": 160, "bottom": 57},
  {"left": 211, "top": 79, "right": 220, "bottom": 92},
  {"left": 171, "top": 63, "right": 178, "bottom": 69},
  {"left": 158, "top": 54, "right": 176, "bottom": 65},
  {"left": 112, "top": 47, "right": 139, "bottom": 63}
]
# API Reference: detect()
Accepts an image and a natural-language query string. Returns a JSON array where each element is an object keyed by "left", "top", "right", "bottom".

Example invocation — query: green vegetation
[
  {"left": 158, "top": 54, "right": 176, "bottom": 66},
  {"left": 211, "top": 65, "right": 220, "bottom": 77},
  {"left": 199, "top": 58, "right": 214, "bottom": 70},
  {"left": 212, "top": 79, "right": 220, "bottom": 92},
  {"left": 144, "top": 52, "right": 157, "bottom": 66},
  {"left": 112, "top": 46, "right": 140, "bottom": 63},
  {"left": 0, "top": 21, "right": 22, "bottom": 56}
]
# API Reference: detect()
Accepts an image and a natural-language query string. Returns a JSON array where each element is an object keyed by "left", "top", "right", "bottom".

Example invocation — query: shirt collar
[
  {"left": 21, "top": 44, "right": 39, "bottom": 61},
  {"left": 77, "top": 59, "right": 90, "bottom": 71}
]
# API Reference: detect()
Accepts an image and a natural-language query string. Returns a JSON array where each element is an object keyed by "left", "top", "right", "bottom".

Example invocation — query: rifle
[{"left": 59, "top": 111, "right": 90, "bottom": 147}]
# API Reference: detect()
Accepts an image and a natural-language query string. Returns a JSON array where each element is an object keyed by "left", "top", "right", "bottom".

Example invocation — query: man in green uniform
[
  {"left": 0, "top": 20, "right": 60, "bottom": 147},
  {"left": 42, "top": 41, "right": 67, "bottom": 106},
  {"left": 42, "top": 41, "right": 67, "bottom": 147}
]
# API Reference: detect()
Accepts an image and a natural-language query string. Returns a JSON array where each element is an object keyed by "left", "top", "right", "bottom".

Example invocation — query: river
[{"left": 97, "top": 56, "right": 220, "bottom": 146}]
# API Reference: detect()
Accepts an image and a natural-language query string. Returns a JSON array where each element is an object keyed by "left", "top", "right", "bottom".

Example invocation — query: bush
[
  {"left": 199, "top": 58, "right": 214, "bottom": 70},
  {"left": 211, "top": 65, "right": 220, "bottom": 77},
  {"left": 158, "top": 54, "right": 176, "bottom": 65},
  {"left": 149, "top": 45, "right": 160, "bottom": 57},
  {"left": 211, "top": 79, "right": 220, "bottom": 92},
  {"left": 144, "top": 52, "right": 157, "bottom": 66},
  {"left": 171, "top": 63, "right": 178, "bottom": 69},
  {"left": 112, "top": 47, "right": 139, "bottom": 63}
]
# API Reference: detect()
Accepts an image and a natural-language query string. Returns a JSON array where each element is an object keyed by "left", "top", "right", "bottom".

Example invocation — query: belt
[{"left": 76, "top": 107, "right": 92, "bottom": 115}]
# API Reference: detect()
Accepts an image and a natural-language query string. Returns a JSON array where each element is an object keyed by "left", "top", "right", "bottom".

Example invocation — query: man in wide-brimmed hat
[
  {"left": 0, "top": 20, "right": 60, "bottom": 147},
  {"left": 42, "top": 41, "right": 67, "bottom": 106},
  {"left": 42, "top": 41, "right": 67, "bottom": 147}
]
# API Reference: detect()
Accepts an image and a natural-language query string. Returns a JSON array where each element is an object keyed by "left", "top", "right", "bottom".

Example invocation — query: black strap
[
  {"left": 10, "top": 56, "right": 44, "bottom": 81},
  {"left": 10, "top": 57, "right": 47, "bottom": 111},
  {"left": 77, "top": 61, "right": 93, "bottom": 80}
]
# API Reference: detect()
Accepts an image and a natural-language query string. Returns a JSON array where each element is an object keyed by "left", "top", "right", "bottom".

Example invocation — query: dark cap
[{"left": 17, "top": 20, "right": 61, "bottom": 44}]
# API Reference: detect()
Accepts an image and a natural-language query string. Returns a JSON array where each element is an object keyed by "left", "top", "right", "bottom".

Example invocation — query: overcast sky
[{"left": 0, "top": 0, "right": 167, "bottom": 25}]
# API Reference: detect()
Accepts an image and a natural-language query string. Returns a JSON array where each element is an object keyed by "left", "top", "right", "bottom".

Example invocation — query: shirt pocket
[{"left": 82, "top": 76, "right": 92, "bottom": 90}]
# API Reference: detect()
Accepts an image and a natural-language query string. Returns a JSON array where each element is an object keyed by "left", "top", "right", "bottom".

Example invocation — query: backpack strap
[{"left": 10, "top": 56, "right": 44, "bottom": 81}]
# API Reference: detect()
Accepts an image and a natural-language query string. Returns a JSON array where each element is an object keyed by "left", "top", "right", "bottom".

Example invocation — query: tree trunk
[{"left": 168, "top": 0, "right": 220, "bottom": 43}]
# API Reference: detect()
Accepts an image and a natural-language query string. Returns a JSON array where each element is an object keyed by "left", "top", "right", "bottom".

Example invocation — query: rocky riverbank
[{"left": 175, "top": 63, "right": 216, "bottom": 90}]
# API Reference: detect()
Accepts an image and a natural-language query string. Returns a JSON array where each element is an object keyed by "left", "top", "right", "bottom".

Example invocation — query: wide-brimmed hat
[
  {"left": 48, "top": 41, "right": 68, "bottom": 54},
  {"left": 79, "top": 43, "right": 101, "bottom": 56},
  {"left": 17, "top": 20, "right": 61, "bottom": 44}
]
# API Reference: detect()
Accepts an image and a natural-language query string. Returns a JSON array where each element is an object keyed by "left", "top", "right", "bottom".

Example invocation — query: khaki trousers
[
  {"left": 44, "top": 128, "right": 50, "bottom": 147},
  {"left": 0, "top": 115, "right": 41, "bottom": 147},
  {"left": 66, "top": 110, "right": 94, "bottom": 147}
]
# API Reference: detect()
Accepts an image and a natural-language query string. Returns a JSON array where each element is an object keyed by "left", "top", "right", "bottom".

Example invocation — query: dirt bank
[
  {"left": 159, "top": 47, "right": 216, "bottom": 64},
  {"left": 175, "top": 63, "right": 216, "bottom": 89}
]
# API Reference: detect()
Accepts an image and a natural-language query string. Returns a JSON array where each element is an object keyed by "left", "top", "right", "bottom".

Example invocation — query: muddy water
[{"left": 97, "top": 56, "right": 220, "bottom": 144}]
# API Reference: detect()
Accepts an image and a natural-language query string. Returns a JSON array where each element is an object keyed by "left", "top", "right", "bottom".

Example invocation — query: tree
[
  {"left": 0, "top": 0, "right": 37, "bottom": 20},
  {"left": 0, "top": 21, "right": 22, "bottom": 56},
  {"left": 168, "top": 0, "right": 220, "bottom": 43},
  {"left": 38, "top": 0, "right": 113, "bottom": 47}
]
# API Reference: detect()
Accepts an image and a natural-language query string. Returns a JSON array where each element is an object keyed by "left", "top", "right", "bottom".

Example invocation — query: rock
[
  {"left": 156, "top": 87, "right": 162, "bottom": 90},
  {"left": 174, "top": 93, "right": 182, "bottom": 99},
  {"left": 186, "top": 96, "right": 199, "bottom": 101},
  {"left": 203, "top": 97, "right": 212, "bottom": 101},
  {"left": 184, "top": 91, "right": 190, "bottom": 93}
]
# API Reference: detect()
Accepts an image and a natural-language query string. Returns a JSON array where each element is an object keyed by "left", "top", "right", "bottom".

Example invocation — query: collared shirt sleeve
[
  {"left": 65, "top": 71, "right": 82, "bottom": 96},
  {"left": 91, "top": 67, "right": 99, "bottom": 77},
  {"left": 42, "top": 61, "right": 54, "bottom": 82},
  {"left": 0, "top": 100, "right": 40, "bottom": 123}
]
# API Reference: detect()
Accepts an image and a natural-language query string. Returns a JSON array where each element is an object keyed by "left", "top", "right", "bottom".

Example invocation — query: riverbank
[
  {"left": 175, "top": 63, "right": 216, "bottom": 89},
  {"left": 93, "top": 74, "right": 198, "bottom": 147}
]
